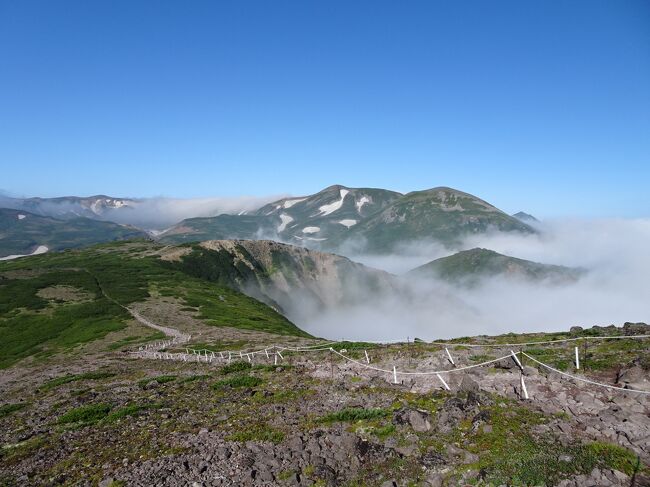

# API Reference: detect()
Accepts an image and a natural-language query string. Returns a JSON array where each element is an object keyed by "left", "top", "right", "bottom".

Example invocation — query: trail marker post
[
  {"left": 575, "top": 346, "right": 580, "bottom": 370},
  {"left": 364, "top": 350, "right": 370, "bottom": 364},
  {"left": 436, "top": 373, "right": 450, "bottom": 391},
  {"left": 393, "top": 366, "right": 398, "bottom": 384},
  {"left": 510, "top": 350, "right": 523, "bottom": 370},
  {"left": 445, "top": 348, "right": 455, "bottom": 367},
  {"left": 520, "top": 374, "right": 529, "bottom": 400}
]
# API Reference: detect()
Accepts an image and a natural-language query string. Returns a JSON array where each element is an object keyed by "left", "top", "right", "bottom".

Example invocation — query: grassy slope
[
  {"left": 158, "top": 215, "right": 274, "bottom": 244},
  {"left": 0, "top": 241, "right": 309, "bottom": 368},
  {"left": 339, "top": 188, "right": 535, "bottom": 252},
  {"left": 410, "top": 247, "right": 581, "bottom": 283}
]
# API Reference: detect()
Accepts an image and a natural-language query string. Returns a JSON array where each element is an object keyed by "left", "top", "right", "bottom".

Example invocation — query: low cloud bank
[
  {"left": 105, "top": 196, "right": 284, "bottom": 229},
  {"left": 298, "top": 218, "right": 650, "bottom": 341}
]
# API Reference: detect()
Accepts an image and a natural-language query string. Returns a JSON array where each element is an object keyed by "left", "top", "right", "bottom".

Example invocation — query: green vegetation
[
  {"left": 0, "top": 240, "right": 310, "bottom": 368},
  {"left": 212, "top": 374, "right": 263, "bottom": 389},
  {"left": 458, "top": 399, "right": 644, "bottom": 484},
  {"left": 220, "top": 361, "right": 252, "bottom": 374},
  {"left": 319, "top": 407, "right": 390, "bottom": 423},
  {"left": 57, "top": 403, "right": 112, "bottom": 425},
  {"left": 410, "top": 247, "right": 581, "bottom": 285},
  {"left": 41, "top": 371, "right": 116, "bottom": 391},
  {"left": 226, "top": 423, "right": 285, "bottom": 444},
  {"left": 165, "top": 246, "right": 311, "bottom": 337},
  {"left": 0, "top": 403, "right": 27, "bottom": 418},
  {"left": 138, "top": 375, "right": 177, "bottom": 387},
  {"left": 0, "top": 208, "right": 147, "bottom": 258}
]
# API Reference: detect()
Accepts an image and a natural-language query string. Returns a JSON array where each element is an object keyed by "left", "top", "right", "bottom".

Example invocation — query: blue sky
[{"left": 1, "top": 1, "right": 648, "bottom": 217}]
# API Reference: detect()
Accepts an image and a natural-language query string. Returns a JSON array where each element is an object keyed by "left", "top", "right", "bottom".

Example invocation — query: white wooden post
[
  {"left": 393, "top": 366, "right": 398, "bottom": 384},
  {"left": 364, "top": 350, "right": 370, "bottom": 364},
  {"left": 520, "top": 375, "right": 529, "bottom": 399},
  {"left": 510, "top": 350, "right": 523, "bottom": 370},
  {"left": 436, "top": 373, "right": 450, "bottom": 391},
  {"left": 274, "top": 354, "right": 278, "bottom": 365},
  {"left": 277, "top": 351, "right": 284, "bottom": 360},
  {"left": 265, "top": 349, "right": 269, "bottom": 359},
  {"left": 247, "top": 353, "right": 251, "bottom": 362},
  {"left": 445, "top": 347, "right": 456, "bottom": 367},
  {"left": 574, "top": 346, "right": 580, "bottom": 370}
]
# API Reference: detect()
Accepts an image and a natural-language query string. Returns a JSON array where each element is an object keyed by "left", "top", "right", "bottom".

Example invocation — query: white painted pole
[
  {"left": 436, "top": 373, "right": 450, "bottom": 391},
  {"left": 274, "top": 354, "right": 278, "bottom": 365},
  {"left": 364, "top": 350, "right": 370, "bottom": 364},
  {"left": 265, "top": 349, "right": 269, "bottom": 359},
  {"left": 393, "top": 366, "right": 398, "bottom": 384},
  {"left": 510, "top": 350, "right": 523, "bottom": 370},
  {"left": 247, "top": 353, "right": 251, "bottom": 362},
  {"left": 520, "top": 375, "right": 529, "bottom": 399},
  {"left": 277, "top": 351, "right": 284, "bottom": 360},
  {"left": 445, "top": 348, "right": 455, "bottom": 366},
  {"left": 574, "top": 346, "right": 580, "bottom": 370}
]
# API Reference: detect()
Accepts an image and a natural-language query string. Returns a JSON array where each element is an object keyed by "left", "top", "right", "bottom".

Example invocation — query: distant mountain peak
[
  {"left": 409, "top": 247, "right": 583, "bottom": 285},
  {"left": 512, "top": 211, "right": 539, "bottom": 223}
]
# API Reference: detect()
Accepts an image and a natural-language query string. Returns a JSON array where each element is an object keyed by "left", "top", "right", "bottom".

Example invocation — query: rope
[
  {"left": 522, "top": 352, "right": 650, "bottom": 395},
  {"left": 329, "top": 348, "right": 513, "bottom": 376},
  {"left": 427, "top": 335, "right": 650, "bottom": 348}
]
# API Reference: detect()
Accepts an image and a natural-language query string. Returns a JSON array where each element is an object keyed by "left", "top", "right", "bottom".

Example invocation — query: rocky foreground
[{"left": 1, "top": 324, "right": 649, "bottom": 486}]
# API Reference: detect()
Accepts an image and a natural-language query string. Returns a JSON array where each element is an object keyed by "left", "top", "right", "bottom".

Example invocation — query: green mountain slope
[
  {"left": 163, "top": 239, "right": 396, "bottom": 321},
  {"left": 0, "top": 208, "right": 148, "bottom": 258},
  {"left": 409, "top": 247, "right": 583, "bottom": 285},
  {"left": 158, "top": 185, "right": 401, "bottom": 245},
  {"left": 253, "top": 184, "right": 402, "bottom": 244},
  {"left": 158, "top": 214, "right": 275, "bottom": 244},
  {"left": 0, "top": 241, "right": 309, "bottom": 368},
  {"left": 335, "top": 187, "right": 536, "bottom": 252}
]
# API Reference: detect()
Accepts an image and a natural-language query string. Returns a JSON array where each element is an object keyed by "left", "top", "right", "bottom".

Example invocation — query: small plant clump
[
  {"left": 0, "top": 403, "right": 27, "bottom": 418},
  {"left": 57, "top": 403, "right": 112, "bottom": 425},
  {"left": 220, "top": 361, "right": 252, "bottom": 375}
]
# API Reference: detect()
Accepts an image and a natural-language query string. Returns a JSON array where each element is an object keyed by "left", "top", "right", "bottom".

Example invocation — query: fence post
[
  {"left": 575, "top": 346, "right": 580, "bottom": 370},
  {"left": 520, "top": 374, "right": 529, "bottom": 399},
  {"left": 510, "top": 350, "right": 523, "bottom": 370},
  {"left": 445, "top": 348, "right": 456, "bottom": 367},
  {"left": 393, "top": 366, "right": 398, "bottom": 384},
  {"left": 436, "top": 373, "right": 450, "bottom": 391}
]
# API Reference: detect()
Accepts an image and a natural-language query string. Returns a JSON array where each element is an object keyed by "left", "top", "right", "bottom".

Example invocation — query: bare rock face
[{"left": 184, "top": 239, "right": 398, "bottom": 321}]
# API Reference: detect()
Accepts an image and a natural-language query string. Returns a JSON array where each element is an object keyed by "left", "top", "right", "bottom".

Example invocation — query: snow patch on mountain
[
  {"left": 355, "top": 196, "right": 370, "bottom": 213},
  {"left": 0, "top": 245, "right": 49, "bottom": 261},
  {"left": 278, "top": 214, "right": 293, "bottom": 232},
  {"left": 338, "top": 219, "right": 357, "bottom": 228},
  {"left": 318, "top": 189, "right": 349, "bottom": 216},
  {"left": 293, "top": 235, "right": 327, "bottom": 241},
  {"left": 17, "top": 214, "right": 26, "bottom": 220},
  {"left": 302, "top": 226, "right": 320, "bottom": 234},
  {"left": 283, "top": 198, "right": 306, "bottom": 209}
]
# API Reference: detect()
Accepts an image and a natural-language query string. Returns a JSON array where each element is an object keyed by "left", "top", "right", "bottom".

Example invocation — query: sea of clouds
[{"left": 299, "top": 218, "right": 650, "bottom": 341}]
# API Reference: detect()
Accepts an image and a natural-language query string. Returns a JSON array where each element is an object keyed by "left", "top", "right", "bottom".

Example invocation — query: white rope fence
[
  {"left": 522, "top": 352, "right": 650, "bottom": 395},
  {"left": 130, "top": 330, "right": 650, "bottom": 398}
]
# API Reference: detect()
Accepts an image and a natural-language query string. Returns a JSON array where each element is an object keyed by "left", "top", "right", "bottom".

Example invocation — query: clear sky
[{"left": 1, "top": 1, "right": 649, "bottom": 217}]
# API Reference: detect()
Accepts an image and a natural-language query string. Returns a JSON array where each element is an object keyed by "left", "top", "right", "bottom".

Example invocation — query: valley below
[{"left": 0, "top": 240, "right": 648, "bottom": 486}]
